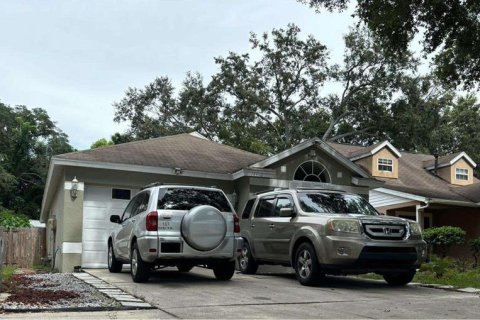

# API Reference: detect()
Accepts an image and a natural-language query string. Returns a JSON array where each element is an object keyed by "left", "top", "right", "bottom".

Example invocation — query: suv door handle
[
  {"left": 269, "top": 224, "right": 275, "bottom": 229},
  {"left": 250, "top": 224, "right": 255, "bottom": 229}
]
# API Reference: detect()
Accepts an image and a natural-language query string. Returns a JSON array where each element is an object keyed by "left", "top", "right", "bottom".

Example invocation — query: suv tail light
[
  {"left": 233, "top": 213, "right": 240, "bottom": 233},
  {"left": 146, "top": 211, "right": 158, "bottom": 231}
]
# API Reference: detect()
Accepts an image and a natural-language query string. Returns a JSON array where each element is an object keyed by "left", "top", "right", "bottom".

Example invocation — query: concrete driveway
[{"left": 87, "top": 266, "right": 480, "bottom": 319}]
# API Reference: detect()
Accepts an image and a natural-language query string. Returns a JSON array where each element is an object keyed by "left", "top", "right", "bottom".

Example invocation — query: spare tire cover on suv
[{"left": 181, "top": 205, "right": 227, "bottom": 251}]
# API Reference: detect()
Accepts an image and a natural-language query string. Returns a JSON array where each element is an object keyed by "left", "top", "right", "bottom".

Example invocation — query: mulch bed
[{"left": 0, "top": 272, "right": 120, "bottom": 312}]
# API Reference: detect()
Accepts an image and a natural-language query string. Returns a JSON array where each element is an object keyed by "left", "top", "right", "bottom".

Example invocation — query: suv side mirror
[
  {"left": 110, "top": 215, "right": 121, "bottom": 224},
  {"left": 279, "top": 207, "right": 294, "bottom": 217}
]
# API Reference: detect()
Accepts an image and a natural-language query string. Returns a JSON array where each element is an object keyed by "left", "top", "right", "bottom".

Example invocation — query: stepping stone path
[{"left": 72, "top": 272, "right": 155, "bottom": 309}]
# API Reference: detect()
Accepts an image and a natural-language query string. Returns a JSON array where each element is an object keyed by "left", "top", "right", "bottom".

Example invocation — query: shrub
[
  {"left": 469, "top": 237, "right": 480, "bottom": 267},
  {"left": 423, "top": 226, "right": 466, "bottom": 258},
  {"left": 0, "top": 209, "right": 31, "bottom": 228}
]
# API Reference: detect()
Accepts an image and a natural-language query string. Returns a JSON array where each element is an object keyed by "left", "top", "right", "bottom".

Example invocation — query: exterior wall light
[
  {"left": 70, "top": 176, "right": 79, "bottom": 200},
  {"left": 174, "top": 167, "right": 183, "bottom": 175}
]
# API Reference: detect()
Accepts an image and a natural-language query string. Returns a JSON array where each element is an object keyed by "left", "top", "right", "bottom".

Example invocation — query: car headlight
[
  {"left": 409, "top": 221, "right": 422, "bottom": 236},
  {"left": 327, "top": 219, "right": 361, "bottom": 234}
]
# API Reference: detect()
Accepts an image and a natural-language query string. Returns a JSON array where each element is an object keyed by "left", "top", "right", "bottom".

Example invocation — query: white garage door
[{"left": 82, "top": 185, "right": 137, "bottom": 268}]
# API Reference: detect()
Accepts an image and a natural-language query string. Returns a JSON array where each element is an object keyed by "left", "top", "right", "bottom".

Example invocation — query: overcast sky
[{"left": 0, "top": 0, "right": 353, "bottom": 150}]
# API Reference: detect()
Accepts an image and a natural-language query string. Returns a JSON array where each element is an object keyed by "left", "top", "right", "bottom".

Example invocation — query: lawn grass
[
  {"left": 1, "top": 265, "right": 16, "bottom": 282},
  {"left": 359, "top": 268, "right": 480, "bottom": 288},
  {"left": 413, "top": 269, "right": 480, "bottom": 288}
]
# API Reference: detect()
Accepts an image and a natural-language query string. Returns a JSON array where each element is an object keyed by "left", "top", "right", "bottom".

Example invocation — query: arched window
[{"left": 293, "top": 160, "right": 330, "bottom": 183}]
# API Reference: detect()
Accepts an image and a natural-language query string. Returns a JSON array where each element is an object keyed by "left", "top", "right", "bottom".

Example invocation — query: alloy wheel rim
[
  {"left": 239, "top": 247, "right": 249, "bottom": 270},
  {"left": 132, "top": 249, "right": 138, "bottom": 276},
  {"left": 297, "top": 249, "right": 312, "bottom": 279}
]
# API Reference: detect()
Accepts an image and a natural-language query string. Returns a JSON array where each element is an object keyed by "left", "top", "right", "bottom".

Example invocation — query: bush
[
  {"left": 423, "top": 226, "right": 466, "bottom": 258},
  {"left": 470, "top": 237, "right": 480, "bottom": 267},
  {"left": 0, "top": 209, "right": 31, "bottom": 228}
]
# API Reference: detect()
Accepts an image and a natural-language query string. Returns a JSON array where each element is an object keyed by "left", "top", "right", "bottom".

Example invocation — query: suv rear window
[
  {"left": 298, "top": 192, "right": 378, "bottom": 215},
  {"left": 157, "top": 188, "right": 232, "bottom": 212}
]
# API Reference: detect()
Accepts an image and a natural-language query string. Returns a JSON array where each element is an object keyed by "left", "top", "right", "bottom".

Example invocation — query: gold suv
[{"left": 238, "top": 189, "right": 427, "bottom": 286}]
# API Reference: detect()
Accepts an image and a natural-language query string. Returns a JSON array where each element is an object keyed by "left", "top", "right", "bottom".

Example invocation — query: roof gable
[
  {"left": 423, "top": 151, "right": 477, "bottom": 170},
  {"left": 249, "top": 138, "right": 370, "bottom": 178},
  {"left": 349, "top": 141, "right": 402, "bottom": 161}
]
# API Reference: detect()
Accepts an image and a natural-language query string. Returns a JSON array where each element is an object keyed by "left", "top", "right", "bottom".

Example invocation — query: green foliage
[
  {"left": 414, "top": 268, "right": 480, "bottom": 289},
  {"left": 419, "top": 255, "right": 455, "bottom": 278},
  {"left": 1, "top": 265, "right": 16, "bottom": 282},
  {"left": 0, "top": 101, "right": 73, "bottom": 218},
  {"left": 469, "top": 237, "right": 480, "bottom": 267},
  {"left": 0, "top": 209, "right": 31, "bottom": 228},
  {"left": 90, "top": 138, "right": 113, "bottom": 149},
  {"left": 423, "top": 226, "right": 466, "bottom": 258},
  {"left": 300, "top": 0, "right": 480, "bottom": 89},
  {"left": 113, "top": 24, "right": 415, "bottom": 153}
]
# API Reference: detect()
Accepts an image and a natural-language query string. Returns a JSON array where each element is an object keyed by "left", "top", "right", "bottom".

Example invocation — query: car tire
[
  {"left": 294, "top": 242, "right": 323, "bottom": 286},
  {"left": 108, "top": 242, "right": 123, "bottom": 273},
  {"left": 130, "top": 242, "right": 150, "bottom": 283},
  {"left": 177, "top": 263, "right": 194, "bottom": 273},
  {"left": 383, "top": 270, "right": 416, "bottom": 286},
  {"left": 213, "top": 260, "right": 236, "bottom": 281},
  {"left": 238, "top": 241, "right": 258, "bottom": 274}
]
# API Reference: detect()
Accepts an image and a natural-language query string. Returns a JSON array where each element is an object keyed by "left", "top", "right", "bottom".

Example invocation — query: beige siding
[
  {"left": 354, "top": 148, "right": 398, "bottom": 179},
  {"left": 438, "top": 158, "right": 474, "bottom": 186}
]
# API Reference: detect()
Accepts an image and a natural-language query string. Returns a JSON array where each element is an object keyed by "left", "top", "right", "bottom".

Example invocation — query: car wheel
[
  {"left": 130, "top": 242, "right": 150, "bottom": 283},
  {"left": 213, "top": 260, "right": 236, "bottom": 281},
  {"left": 238, "top": 241, "right": 258, "bottom": 274},
  {"left": 294, "top": 242, "right": 323, "bottom": 286},
  {"left": 108, "top": 242, "right": 123, "bottom": 273},
  {"left": 177, "top": 263, "right": 194, "bottom": 272},
  {"left": 383, "top": 270, "right": 416, "bottom": 286}
]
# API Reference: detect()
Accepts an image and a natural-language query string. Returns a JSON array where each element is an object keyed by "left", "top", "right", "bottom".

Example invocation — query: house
[
  {"left": 330, "top": 141, "right": 480, "bottom": 257},
  {"left": 40, "top": 132, "right": 480, "bottom": 271}
]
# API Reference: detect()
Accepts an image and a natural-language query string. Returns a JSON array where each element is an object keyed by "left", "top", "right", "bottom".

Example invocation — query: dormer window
[
  {"left": 456, "top": 168, "right": 469, "bottom": 181},
  {"left": 378, "top": 158, "right": 393, "bottom": 172}
]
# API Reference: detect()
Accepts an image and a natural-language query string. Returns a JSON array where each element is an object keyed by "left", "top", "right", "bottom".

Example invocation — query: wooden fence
[{"left": 0, "top": 228, "right": 46, "bottom": 268}]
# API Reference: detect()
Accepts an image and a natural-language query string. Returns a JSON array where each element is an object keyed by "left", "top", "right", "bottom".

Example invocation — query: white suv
[{"left": 108, "top": 184, "right": 243, "bottom": 283}]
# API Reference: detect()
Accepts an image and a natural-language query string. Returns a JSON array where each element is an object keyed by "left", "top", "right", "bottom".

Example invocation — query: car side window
[
  {"left": 122, "top": 194, "right": 144, "bottom": 221},
  {"left": 254, "top": 197, "right": 276, "bottom": 218},
  {"left": 133, "top": 192, "right": 150, "bottom": 216},
  {"left": 242, "top": 199, "right": 256, "bottom": 219},
  {"left": 274, "top": 196, "right": 294, "bottom": 217},
  {"left": 121, "top": 196, "right": 137, "bottom": 221}
]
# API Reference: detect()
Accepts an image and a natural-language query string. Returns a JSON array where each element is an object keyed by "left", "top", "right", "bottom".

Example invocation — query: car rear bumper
[{"left": 137, "top": 235, "right": 243, "bottom": 263}]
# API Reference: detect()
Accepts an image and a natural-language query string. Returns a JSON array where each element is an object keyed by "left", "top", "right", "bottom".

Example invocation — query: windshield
[{"left": 298, "top": 192, "right": 378, "bottom": 215}]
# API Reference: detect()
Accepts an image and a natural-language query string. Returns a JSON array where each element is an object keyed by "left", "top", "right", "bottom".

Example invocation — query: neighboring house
[
  {"left": 40, "top": 132, "right": 480, "bottom": 271},
  {"left": 330, "top": 141, "right": 480, "bottom": 257}
]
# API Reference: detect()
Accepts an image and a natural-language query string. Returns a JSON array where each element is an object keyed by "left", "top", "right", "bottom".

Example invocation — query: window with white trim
[
  {"left": 456, "top": 168, "right": 469, "bottom": 181},
  {"left": 377, "top": 158, "right": 393, "bottom": 172}
]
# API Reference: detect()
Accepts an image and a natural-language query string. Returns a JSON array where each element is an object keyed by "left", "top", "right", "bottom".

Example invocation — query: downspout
[{"left": 416, "top": 201, "right": 430, "bottom": 228}]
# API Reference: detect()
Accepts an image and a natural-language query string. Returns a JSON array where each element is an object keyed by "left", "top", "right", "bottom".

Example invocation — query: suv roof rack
[
  {"left": 294, "top": 187, "right": 346, "bottom": 193},
  {"left": 140, "top": 182, "right": 220, "bottom": 190}
]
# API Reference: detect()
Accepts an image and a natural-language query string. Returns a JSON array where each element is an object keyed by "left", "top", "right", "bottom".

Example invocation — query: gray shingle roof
[
  {"left": 423, "top": 152, "right": 464, "bottom": 169},
  {"left": 55, "top": 133, "right": 266, "bottom": 174},
  {"left": 328, "top": 142, "right": 479, "bottom": 202}
]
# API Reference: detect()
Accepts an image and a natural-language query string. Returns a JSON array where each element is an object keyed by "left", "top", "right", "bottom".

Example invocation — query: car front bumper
[{"left": 318, "top": 236, "right": 427, "bottom": 273}]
